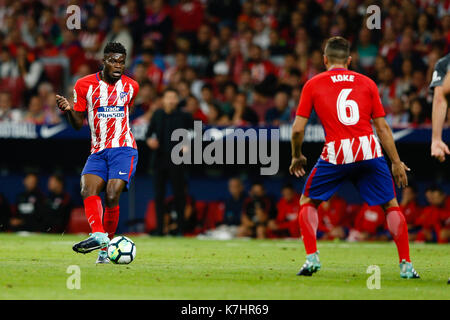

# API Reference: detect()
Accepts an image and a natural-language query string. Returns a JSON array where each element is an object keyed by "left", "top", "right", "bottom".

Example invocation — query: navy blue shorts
[
  {"left": 82, "top": 147, "right": 138, "bottom": 190},
  {"left": 302, "top": 157, "right": 396, "bottom": 206}
]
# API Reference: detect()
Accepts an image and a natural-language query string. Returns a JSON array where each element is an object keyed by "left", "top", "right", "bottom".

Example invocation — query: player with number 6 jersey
[
  {"left": 297, "top": 69, "right": 385, "bottom": 165},
  {"left": 289, "top": 37, "right": 420, "bottom": 279}
]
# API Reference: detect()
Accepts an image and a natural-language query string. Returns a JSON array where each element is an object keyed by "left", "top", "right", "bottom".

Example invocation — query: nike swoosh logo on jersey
[
  {"left": 119, "top": 171, "right": 127, "bottom": 175},
  {"left": 40, "top": 124, "right": 67, "bottom": 138}
]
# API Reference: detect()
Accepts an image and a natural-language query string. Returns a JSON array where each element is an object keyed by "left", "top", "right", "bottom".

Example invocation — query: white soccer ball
[{"left": 107, "top": 236, "right": 136, "bottom": 264}]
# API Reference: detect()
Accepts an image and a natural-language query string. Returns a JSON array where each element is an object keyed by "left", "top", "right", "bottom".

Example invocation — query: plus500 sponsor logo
[{"left": 97, "top": 106, "right": 125, "bottom": 118}]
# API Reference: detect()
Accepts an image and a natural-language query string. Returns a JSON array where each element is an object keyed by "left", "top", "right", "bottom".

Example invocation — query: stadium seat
[
  {"left": 66, "top": 207, "right": 90, "bottom": 234},
  {"left": 144, "top": 200, "right": 157, "bottom": 233},
  {"left": 0, "top": 77, "right": 25, "bottom": 107},
  {"left": 43, "top": 64, "right": 63, "bottom": 93}
]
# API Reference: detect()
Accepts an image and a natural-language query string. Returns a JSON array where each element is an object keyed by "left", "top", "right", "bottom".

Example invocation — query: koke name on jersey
[{"left": 330, "top": 74, "right": 355, "bottom": 83}]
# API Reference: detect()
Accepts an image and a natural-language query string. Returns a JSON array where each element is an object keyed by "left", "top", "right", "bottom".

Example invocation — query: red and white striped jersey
[
  {"left": 296, "top": 68, "right": 386, "bottom": 165},
  {"left": 73, "top": 72, "right": 139, "bottom": 154}
]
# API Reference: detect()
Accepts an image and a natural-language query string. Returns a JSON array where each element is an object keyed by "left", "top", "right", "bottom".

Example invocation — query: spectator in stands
[
  {"left": 222, "top": 177, "right": 246, "bottom": 227},
  {"left": 23, "top": 96, "right": 46, "bottom": 125},
  {"left": 164, "top": 52, "right": 188, "bottom": 86},
  {"left": 416, "top": 186, "right": 447, "bottom": 243},
  {"left": 348, "top": 204, "right": 387, "bottom": 241},
  {"left": 356, "top": 28, "right": 378, "bottom": 71},
  {"left": 395, "top": 59, "right": 413, "bottom": 98},
  {"left": 79, "top": 15, "right": 105, "bottom": 61},
  {"left": 37, "top": 82, "right": 62, "bottom": 125},
  {"left": 143, "top": 0, "right": 173, "bottom": 53},
  {"left": 237, "top": 182, "right": 276, "bottom": 239},
  {"left": 220, "top": 82, "right": 238, "bottom": 118},
  {"left": 15, "top": 45, "right": 44, "bottom": 98},
  {"left": 399, "top": 184, "right": 422, "bottom": 236},
  {"left": 42, "top": 174, "right": 72, "bottom": 233},
  {"left": 378, "top": 66, "right": 396, "bottom": 109},
  {"left": 199, "top": 83, "right": 216, "bottom": 116},
  {"left": 392, "top": 35, "right": 426, "bottom": 76},
  {"left": 59, "top": 29, "right": 87, "bottom": 75},
  {"left": 207, "top": 103, "right": 229, "bottom": 126},
  {"left": 141, "top": 48, "right": 164, "bottom": 92},
  {"left": 193, "top": 24, "right": 212, "bottom": 57},
  {"left": 172, "top": 0, "right": 204, "bottom": 41},
  {"left": 385, "top": 97, "right": 409, "bottom": 127},
  {"left": 9, "top": 173, "right": 46, "bottom": 232},
  {"left": 99, "top": 17, "right": 133, "bottom": 68},
  {"left": 267, "top": 183, "right": 300, "bottom": 238},
  {"left": 0, "top": 91, "right": 23, "bottom": 122},
  {"left": 230, "top": 92, "right": 258, "bottom": 126},
  {"left": 407, "top": 98, "right": 430, "bottom": 127},
  {"left": 164, "top": 187, "right": 197, "bottom": 236},
  {"left": 0, "top": 193, "right": 11, "bottom": 231},
  {"left": 183, "top": 94, "right": 207, "bottom": 123},
  {"left": 265, "top": 90, "right": 291, "bottom": 126},
  {"left": 131, "top": 80, "right": 157, "bottom": 118},
  {"left": 246, "top": 44, "right": 276, "bottom": 85},
  {"left": 317, "top": 194, "right": 348, "bottom": 240}
]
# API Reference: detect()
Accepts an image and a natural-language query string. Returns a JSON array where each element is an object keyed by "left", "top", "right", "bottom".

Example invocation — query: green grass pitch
[{"left": 0, "top": 233, "right": 448, "bottom": 300}]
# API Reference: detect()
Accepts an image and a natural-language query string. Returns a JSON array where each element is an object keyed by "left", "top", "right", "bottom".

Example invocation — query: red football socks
[
  {"left": 84, "top": 195, "right": 105, "bottom": 234},
  {"left": 386, "top": 207, "right": 411, "bottom": 263},
  {"left": 298, "top": 203, "right": 319, "bottom": 255},
  {"left": 103, "top": 205, "right": 120, "bottom": 240}
]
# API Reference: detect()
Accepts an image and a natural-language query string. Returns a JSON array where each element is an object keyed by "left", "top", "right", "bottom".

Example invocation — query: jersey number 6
[{"left": 337, "top": 88, "right": 359, "bottom": 126}]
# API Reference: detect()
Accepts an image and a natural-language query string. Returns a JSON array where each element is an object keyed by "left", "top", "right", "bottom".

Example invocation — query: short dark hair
[
  {"left": 104, "top": 42, "right": 126, "bottom": 55},
  {"left": 282, "top": 182, "right": 294, "bottom": 190},
  {"left": 162, "top": 87, "right": 178, "bottom": 96},
  {"left": 50, "top": 173, "right": 65, "bottom": 186},
  {"left": 324, "top": 36, "right": 350, "bottom": 64}
]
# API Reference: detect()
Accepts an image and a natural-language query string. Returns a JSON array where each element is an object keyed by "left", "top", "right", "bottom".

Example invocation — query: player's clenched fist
[
  {"left": 289, "top": 155, "right": 307, "bottom": 177},
  {"left": 391, "top": 161, "right": 410, "bottom": 188},
  {"left": 431, "top": 140, "right": 450, "bottom": 163},
  {"left": 55, "top": 94, "right": 71, "bottom": 112}
]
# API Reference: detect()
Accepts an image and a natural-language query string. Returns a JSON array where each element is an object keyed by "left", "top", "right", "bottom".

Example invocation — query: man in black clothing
[
  {"left": 221, "top": 177, "right": 246, "bottom": 227},
  {"left": 146, "top": 88, "right": 194, "bottom": 235},
  {"left": 10, "top": 173, "right": 46, "bottom": 232},
  {"left": 42, "top": 174, "right": 72, "bottom": 233}
]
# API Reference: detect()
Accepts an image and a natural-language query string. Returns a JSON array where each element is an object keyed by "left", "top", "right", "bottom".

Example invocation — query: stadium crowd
[{"left": 0, "top": 0, "right": 450, "bottom": 128}]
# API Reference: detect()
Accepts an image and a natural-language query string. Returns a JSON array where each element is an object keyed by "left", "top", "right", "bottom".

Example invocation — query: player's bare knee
[
  {"left": 300, "top": 195, "right": 320, "bottom": 207},
  {"left": 105, "top": 190, "right": 120, "bottom": 207},
  {"left": 381, "top": 198, "right": 399, "bottom": 211}
]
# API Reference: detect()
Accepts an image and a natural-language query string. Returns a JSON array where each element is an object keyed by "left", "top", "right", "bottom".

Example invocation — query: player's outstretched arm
[
  {"left": 55, "top": 94, "right": 84, "bottom": 130},
  {"left": 431, "top": 76, "right": 450, "bottom": 162},
  {"left": 373, "top": 117, "right": 410, "bottom": 188},
  {"left": 289, "top": 116, "right": 308, "bottom": 177}
]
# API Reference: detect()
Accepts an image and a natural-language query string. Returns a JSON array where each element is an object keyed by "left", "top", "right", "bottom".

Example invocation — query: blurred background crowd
[
  {"left": 0, "top": 0, "right": 450, "bottom": 127},
  {"left": 1, "top": 173, "right": 449, "bottom": 242}
]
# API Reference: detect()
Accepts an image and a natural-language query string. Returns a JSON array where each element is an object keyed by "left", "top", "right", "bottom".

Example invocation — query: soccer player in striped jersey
[
  {"left": 290, "top": 37, "right": 419, "bottom": 279},
  {"left": 56, "top": 42, "right": 139, "bottom": 263}
]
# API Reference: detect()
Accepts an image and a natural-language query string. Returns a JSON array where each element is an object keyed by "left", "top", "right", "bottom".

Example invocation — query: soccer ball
[{"left": 107, "top": 236, "right": 136, "bottom": 264}]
